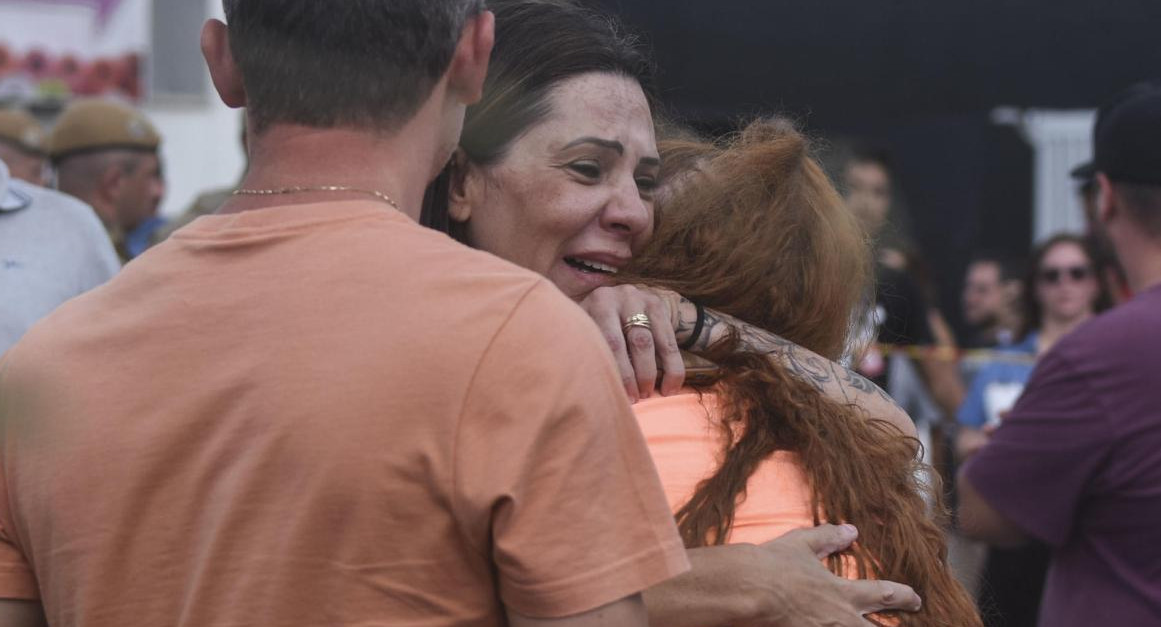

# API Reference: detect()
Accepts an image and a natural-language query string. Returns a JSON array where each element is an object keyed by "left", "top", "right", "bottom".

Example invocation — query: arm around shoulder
[{"left": 678, "top": 302, "right": 916, "bottom": 439}]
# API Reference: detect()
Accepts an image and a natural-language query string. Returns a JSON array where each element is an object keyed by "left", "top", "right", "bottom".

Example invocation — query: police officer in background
[
  {"left": 48, "top": 99, "right": 165, "bottom": 261},
  {"left": 0, "top": 109, "right": 47, "bottom": 186}
]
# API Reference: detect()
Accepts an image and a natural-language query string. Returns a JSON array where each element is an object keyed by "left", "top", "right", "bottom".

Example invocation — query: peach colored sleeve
[
  {"left": 0, "top": 357, "right": 39, "bottom": 600},
  {"left": 453, "top": 282, "right": 689, "bottom": 620}
]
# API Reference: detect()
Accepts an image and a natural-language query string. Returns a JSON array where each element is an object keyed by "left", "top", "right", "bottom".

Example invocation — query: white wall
[
  {"left": 145, "top": 0, "right": 245, "bottom": 219},
  {"left": 1020, "top": 109, "right": 1095, "bottom": 243}
]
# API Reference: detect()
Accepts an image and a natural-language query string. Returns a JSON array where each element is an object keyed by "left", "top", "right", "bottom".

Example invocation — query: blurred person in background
[
  {"left": 960, "top": 253, "right": 1025, "bottom": 351},
  {"left": 122, "top": 160, "right": 167, "bottom": 258},
  {"left": 0, "top": 159, "right": 119, "bottom": 355},
  {"left": 843, "top": 146, "right": 966, "bottom": 514},
  {"left": 877, "top": 247, "right": 959, "bottom": 434},
  {"left": 48, "top": 99, "right": 164, "bottom": 262},
  {"left": 0, "top": 108, "right": 47, "bottom": 186},
  {"left": 956, "top": 234, "right": 1111, "bottom": 627},
  {"left": 844, "top": 145, "right": 966, "bottom": 421},
  {"left": 959, "top": 80, "right": 1161, "bottom": 627},
  {"left": 943, "top": 252, "right": 1026, "bottom": 598}
]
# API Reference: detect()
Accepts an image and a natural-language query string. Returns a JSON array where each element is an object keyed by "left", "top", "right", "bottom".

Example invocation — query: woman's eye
[
  {"left": 568, "top": 162, "right": 601, "bottom": 179},
  {"left": 636, "top": 177, "right": 659, "bottom": 193}
]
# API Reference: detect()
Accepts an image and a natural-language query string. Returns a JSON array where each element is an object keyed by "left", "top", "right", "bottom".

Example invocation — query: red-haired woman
[{"left": 626, "top": 118, "right": 982, "bottom": 627}]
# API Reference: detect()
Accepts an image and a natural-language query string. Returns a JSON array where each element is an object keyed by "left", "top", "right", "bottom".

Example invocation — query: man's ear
[
  {"left": 447, "top": 149, "right": 475, "bottom": 224},
  {"left": 202, "top": 19, "right": 246, "bottom": 108},
  {"left": 1096, "top": 173, "right": 1119, "bottom": 227},
  {"left": 446, "top": 11, "right": 495, "bottom": 106}
]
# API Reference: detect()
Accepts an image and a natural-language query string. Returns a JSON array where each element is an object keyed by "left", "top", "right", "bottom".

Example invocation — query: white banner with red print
[{"left": 0, "top": 0, "right": 148, "bottom": 104}]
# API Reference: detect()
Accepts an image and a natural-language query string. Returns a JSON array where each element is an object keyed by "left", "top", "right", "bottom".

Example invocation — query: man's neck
[
  {"left": 221, "top": 124, "right": 440, "bottom": 222},
  {"left": 1125, "top": 248, "right": 1161, "bottom": 295}
]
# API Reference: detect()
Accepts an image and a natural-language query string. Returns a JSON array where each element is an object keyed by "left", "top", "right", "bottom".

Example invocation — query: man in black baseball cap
[
  {"left": 1093, "top": 80, "right": 1161, "bottom": 187},
  {"left": 959, "top": 80, "right": 1161, "bottom": 627}
]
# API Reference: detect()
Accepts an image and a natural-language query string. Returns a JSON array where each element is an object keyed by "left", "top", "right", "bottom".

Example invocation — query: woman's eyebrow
[
  {"left": 562, "top": 136, "right": 625, "bottom": 153},
  {"left": 561, "top": 136, "right": 661, "bottom": 167}
]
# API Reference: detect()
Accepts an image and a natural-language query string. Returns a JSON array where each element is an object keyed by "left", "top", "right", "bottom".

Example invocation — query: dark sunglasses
[{"left": 1039, "top": 265, "right": 1092, "bottom": 284}]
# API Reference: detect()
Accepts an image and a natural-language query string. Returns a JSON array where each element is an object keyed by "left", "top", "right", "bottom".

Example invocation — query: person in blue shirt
[{"left": 956, "top": 333, "right": 1038, "bottom": 431}]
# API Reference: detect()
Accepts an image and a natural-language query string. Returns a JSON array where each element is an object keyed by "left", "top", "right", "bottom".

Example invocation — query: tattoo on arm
[
  {"left": 674, "top": 297, "right": 700, "bottom": 344},
  {"left": 687, "top": 305, "right": 895, "bottom": 407}
]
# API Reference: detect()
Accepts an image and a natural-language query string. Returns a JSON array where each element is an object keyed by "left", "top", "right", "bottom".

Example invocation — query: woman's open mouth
[{"left": 564, "top": 257, "right": 620, "bottom": 275}]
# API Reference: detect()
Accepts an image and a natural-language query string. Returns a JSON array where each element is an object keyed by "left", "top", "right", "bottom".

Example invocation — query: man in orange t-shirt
[{"left": 0, "top": 3, "right": 688, "bottom": 626}]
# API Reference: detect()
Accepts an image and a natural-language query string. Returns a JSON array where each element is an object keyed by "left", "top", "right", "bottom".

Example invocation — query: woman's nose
[{"left": 600, "top": 180, "right": 653, "bottom": 237}]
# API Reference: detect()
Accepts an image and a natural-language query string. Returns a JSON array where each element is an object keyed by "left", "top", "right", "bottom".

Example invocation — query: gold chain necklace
[{"left": 232, "top": 185, "right": 400, "bottom": 211}]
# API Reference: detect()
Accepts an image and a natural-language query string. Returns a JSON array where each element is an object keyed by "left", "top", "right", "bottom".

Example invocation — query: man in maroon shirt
[{"left": 959, "top": 80, "right": 1161, "bottom": 627}]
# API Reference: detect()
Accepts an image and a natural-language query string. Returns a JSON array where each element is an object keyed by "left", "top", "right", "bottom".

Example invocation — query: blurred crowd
[
  {"left": 833, "top": 144, "right": 1129, "bottom": 627},
  {"left": 1, "top": 2, "right": 1159, "bottom": 627}
]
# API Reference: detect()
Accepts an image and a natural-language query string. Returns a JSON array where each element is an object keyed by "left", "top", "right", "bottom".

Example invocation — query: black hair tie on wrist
[{"left": 679, "top": 302, "right": 706, "bottom": 351}]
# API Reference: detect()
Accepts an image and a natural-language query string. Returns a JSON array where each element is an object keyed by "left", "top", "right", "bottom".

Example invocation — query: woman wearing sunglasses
[
  {"left": 957, "top": 234, "right": 1113, "bottom": 440},
  {"left": 956, "top": 233, "right": 1112, "bottom": 627}
]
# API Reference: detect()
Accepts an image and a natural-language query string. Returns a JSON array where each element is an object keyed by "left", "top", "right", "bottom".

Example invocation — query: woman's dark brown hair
[
  {"left": 420, "top": 0, "right": 654, "bottom": 239},
  {"left": 623, "top": 118, "right": 982, "bottom": 627},
  {"left": 1019, "top": 233, "right": 1114, "bottom": 340}
]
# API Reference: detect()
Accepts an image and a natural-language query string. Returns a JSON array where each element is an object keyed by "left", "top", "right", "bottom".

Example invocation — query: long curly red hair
[{"left": 623, "top": 118, "right": 981, "bottom": 627}]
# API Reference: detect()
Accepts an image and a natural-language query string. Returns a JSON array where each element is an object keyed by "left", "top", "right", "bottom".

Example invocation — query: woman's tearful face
[{"left": 453, "top": 71, "right": 660, "bottom": 300}]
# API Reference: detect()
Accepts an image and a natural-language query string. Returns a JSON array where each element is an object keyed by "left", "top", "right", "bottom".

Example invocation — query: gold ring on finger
[{"left": 623, "top": 313, "right": 652, "bottom": 334}]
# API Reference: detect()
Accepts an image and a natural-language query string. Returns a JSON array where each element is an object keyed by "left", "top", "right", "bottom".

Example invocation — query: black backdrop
[{"left": 589, "top": 0, "right": 1161, "bottom": 335}]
